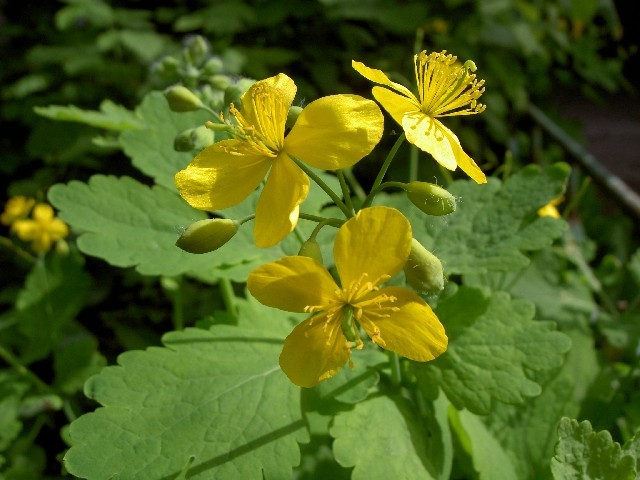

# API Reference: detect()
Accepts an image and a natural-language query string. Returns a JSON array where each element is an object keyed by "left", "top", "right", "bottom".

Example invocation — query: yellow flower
[
  {"left": 12, "top": 204, "right": 69, "bottom": 253},
  {"left": 537, "top": 195, "right": 564, "bottom": 219},
  {"left": 1, "top": 196, "right": 35, "bottom": 225},
  {"left": 247, "top": 206, "right": 448, "bottom": 387},
  {"left": 353, "top": 50, "right": 487, "bottom": 183},
  {"left": 175, "top": 73, "right": 384, "bottom": 248}
]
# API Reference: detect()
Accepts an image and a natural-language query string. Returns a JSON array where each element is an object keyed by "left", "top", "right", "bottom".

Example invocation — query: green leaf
[
  {"left": 551, "top": 418, "right": 637, "bottom": 480},
  {"left": 15, "top": 252, "right": 91, "bottom": 363},
  {"left": 64, "top": 325, "right": 308, "bottom": 479},
  {"left": 414, "top": 286, "right": 572, "bottom": 414},
  {"left": 330, "top": 394, "right": 440, "bottom": 480},
  {"left": 0, "top": 372, "right": 30, "bottom": 451},
  {"left": 450, "top": 409, "right": 518, "bottom": 480},
  {"left": 119, "top": 92, "right": 210, "bottom": 190},
  {"left": 386, "top": 163, "right": 570, "bottom": 275},
  {"left": 48, "top": 174, "right": 334, "bottom": 281},
  {"left": 34, "top": 100, "right": 144, "bottom": 131}
]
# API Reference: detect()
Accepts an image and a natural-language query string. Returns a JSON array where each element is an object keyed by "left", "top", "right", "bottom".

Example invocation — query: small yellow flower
[
  {"left": 537, "top": 195, "right": 564, "bottom": 219},
  {"left": 248, "top": 206, "right": 447, "bottom": 387},
  {"left": 12, "top": 204, "right": 69, "bottom": 253},
  {"left": 175, "top": 73, "right": 384, "bottom": 248},
  {"left": 1, "top": 196, "right": 35, "bottom": 225},
  {"left": 353, "top": 50, "right": 487, "bottom": 183}
]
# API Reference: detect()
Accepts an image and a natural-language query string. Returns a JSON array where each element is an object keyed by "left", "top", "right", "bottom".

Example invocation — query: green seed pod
[
  {"left": 403, "top": 238, "right": 444, "bottom": 294},
  {"left": 297, "top": 238, "right": 323, "bottom": 264},
  {"left": 286, "top": 106, "right": 304, "bottom": 129},
  {"left": 403, "top": 182, "right": 456, "bottom": 216},
  {"left": 164, "top": 85, "right": 203, "bottom": 112},
  {"left": 176, "top": 218, "right": 239, "bottom": 254}
]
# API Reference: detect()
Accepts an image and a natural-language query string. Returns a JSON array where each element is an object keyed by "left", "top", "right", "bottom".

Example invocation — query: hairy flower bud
[
  {"left": 164, "top": 85, "right": 203, "bottom": 112},
  {"left": 297, "top": 238, "right": 323, "bottom": 264},
  {"left": 403, "top": 238, "right": 444, "bottom": 294},
  {"left": 176, "top": 218, "right": 238, "bottom": 254},
  {"left": 174, "top": 126, "right": 215, "bottom": 152},
  {"left": 185, "top": 35, "right": 210, "bottom": 67},
  {"left": 403, "top": 182, "right": 456, "bottom": 216}
]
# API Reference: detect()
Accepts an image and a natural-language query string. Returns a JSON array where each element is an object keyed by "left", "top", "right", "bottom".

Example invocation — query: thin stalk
[
  {"left": 299, "top": 213, "right": 344, "bottom": 229},
  {"left": 409, "top": 145, "right": 419, "bottom": 182},
  {"left": 219, "top": 278, "right": 237, "bottom": 316},
  {"left": 172, "top": 280, "right": 184, "bottom": 331},
  {"left": 342, "top": 167, "right": 366, "bottom": 201},
  {"left": 361, "top": 134, "right": 406, "bottom": 209},
  {"left": 289, "top": 156, "right": 352, "bottom": 218},
  {"left": 0, "top": 235, "right": 36, "bottom": 264},
  {"left": 389, "top": 351, "right": 402, "bottom": 387},
  {"left": 337, "top": 170, "right": 355, "bottom": 215},
  {"left": 0, "top": 345, "right": 53, "bottom": 393},
  {"left": 562, "top": 176, "right": 591, "bottom": 219}
]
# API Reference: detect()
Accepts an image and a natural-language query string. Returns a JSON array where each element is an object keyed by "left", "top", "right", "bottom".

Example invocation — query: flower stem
[
  {"left": 0, "top": 345, "right": 53, "bottom": 393},
  {"left": 289, "top": 156, "right": 353, "bottom": 218},
  {"left": 389, "top": 351, "right": 402, "bottom": 387},
  {"left": 342, "top": 167, "right": 366, "bottom": 201},
  {"left": 337, "top": 170, "right": 355, "bottom": 215},
  {"left": 409, "top": 144, "right": 419, "bottom": 182},
  {"left": 219, "top": 278, "right": 237, "bottom": 316},
  {"left": 299, "top": 213, "right": 344, "bottom": 229},
  {"left": 361, "top": 133, "right": 405, "bottom": 209}
]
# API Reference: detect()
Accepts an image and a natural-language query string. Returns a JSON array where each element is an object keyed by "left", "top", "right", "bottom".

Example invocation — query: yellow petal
[
  {"left": 279, "top": 312, "right": 351, "bottom": 387},
  {"left": 254, "top": 155, "right": 310, "bottom": 248},
  {"left": 283, "top": 95, "right": 384, "bottom": 170},
  {"left": 352, "top": 60, "right": 417, "bottom": 100},
  {"left": 247, "top": 255, "right": 338, "bottom": 312},
  {"left": 371, "top": 86, "right": 421, "bottom": 125},
  {"left": 175, "top": 140, "right": 272, "bottom": 210},
  {"left": 240, "top": 73, "right": 296, "bottom": 125},
  {"left": 11, "top": 220, "right": 38, "bottom": 241},
  {"left": 47, "top": 218, "right": 69, "bottom": 239},
  {"left": 334, "top": 206, "right": 412, "bottom": 287},
  {"left": 402, "top": 113, "right": 487, "bottom": 183},
  {"left": 32, "top": 204, "right": 54, "bottom": 221},
  {"left": 359, "top": 286, "right": 447, "bottom": 361}
]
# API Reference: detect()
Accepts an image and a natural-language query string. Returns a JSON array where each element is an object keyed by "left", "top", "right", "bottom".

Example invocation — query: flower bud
[
  {"left": 286, "top": 106, "right": 303, "bottom": 129},
  {"left": 403, "top": 182, "right": 456, "bottom": 216},
  {"left": 297, "top": 238, "right": 323, "bottom": 264},
  {"left": 202, "top": 57, "right": 224, "bottom": 76},
  {"left": 403, "top": 238, "right": 444, "bottom": 294},
  {"left": 185, "top": 35, "right": 210, "bottom": 67},
  {"left": 176, "top": 218, "right": 238, "bottom": 254},
  {"left": 174, "top": 126, "right": 215, "bottom": 152},
  {"left": 164, "top": 85, "right": 203, "bottom": 112},
  {"left": 209, "top": 74, "right": 232, "bottom": 90}
]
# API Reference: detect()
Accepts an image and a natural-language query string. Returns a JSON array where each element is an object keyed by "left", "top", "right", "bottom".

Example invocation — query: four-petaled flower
[
  {"left": 175, "top": 73, "right": 384, "bottom": 248},
  {"left": 353, "top": 50, "right": 487, "bottom": 183},
  {"left": 12, "top": 203, "right": 69, "bottom": 253},
  {"left": 248, "top": 206, "right": 448, "bottom": 387}
]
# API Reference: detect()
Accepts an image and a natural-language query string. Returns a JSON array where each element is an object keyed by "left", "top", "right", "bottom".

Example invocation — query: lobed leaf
[
  {"left": 413, "top": 286, "right": 572, "bottom": 415},
  {"left": 64, "top": 325, "right": 308, "bottom": 480},
  {"left": 34, "top": 100, "right": 144, "bottom": 131}
]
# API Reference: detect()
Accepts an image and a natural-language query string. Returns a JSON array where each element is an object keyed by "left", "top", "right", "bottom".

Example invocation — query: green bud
[
  {"left": 209, "top": 74, "right": 232, "bottom": 90},
  {"left": 185, "top": 35, "right": 210, "bottom": 67},
  {"left": 164, "top": 85, "right": 203, "bottom": 112},
  {"left": 202, "top": 57, "right": 224, "bottom": 76},
  {"left": 176, "top": 218, "right": 239, "bottom": 254},
  {"left": 154, "top": 56, "right": 180, "bottom": 78},
  {"left": 403, "top": 238, "right": 444, "bottom": 294},
  {"left": 286, "top": 106, "right": 304, "bottom": 129},
  {"left": 403, "top": 181, "right": 456, "bottom": 216},
  {"left": 174, "top": 126, "right": 215, "bottom": 152},
  {"left": 297, "top": 238, "right": 323, "bottom": 264},
  {"left": 224, "top": 84, "right": 246, "bottom": 106}
]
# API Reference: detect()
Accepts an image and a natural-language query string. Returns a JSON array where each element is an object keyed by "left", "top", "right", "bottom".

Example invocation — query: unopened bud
[
  {"left": 185, "top": 35, "right": 210, "bottom": 67},
  {"left": 203, "top": 57, "right": 224, "bottom": 76},
  {"left": 176, "top": 218, "right": 238, "bottom": 254},
  {"left": 164, "top": 85, "right": 203, "bottom": 112},
  {"left": 209, "top": 74, "right": 232, "bottom": 90},
  {"left": 403, "top": 238, "right": 444, "bottom": 294},
  {"left": 297, "top": 238, "right": 323, "bottom": 264},
  {"left": 286, "top": 106, "right": 304, "bottom": 129},
  {"left": 174, "top": 126, "right": 215, "bottom": 152},
  {"left": 403, "top": 182, "right": 456, "bottom": 216}
]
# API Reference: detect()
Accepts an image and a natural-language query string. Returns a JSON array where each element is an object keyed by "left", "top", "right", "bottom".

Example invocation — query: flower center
[
  {"left": 209, "top": 84, "right": 288, "bottom": 157},
  {"left": 415, "top": 50, "right": 486, "bottom": 118}
]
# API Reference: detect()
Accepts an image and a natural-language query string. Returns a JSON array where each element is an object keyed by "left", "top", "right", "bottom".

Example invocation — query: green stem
[
  {"left": 389, "top": 351, "right": 402, "bottom": 387},
  {"left": 0, "top": 235, "right": 36, "bottom": 264},
  {"left": 409, "top": 145, "right": 419, "bottom": 182},
  {"left": 562, "top": 176, "right": 591, "bottom": 219},
  {"left": 299, "top": 213, "right": 344, "bottom": 229},
  {"left": 0, "top": 345, "right": 53, "bottom": 393},
  {"left": 293, "top": 226, "right": 305, "bottom": 245},
  {"left": 368, "top": 181, "right": 406, "bottom": 199},
  {"left": 361, "top": 133, "right": 406, "bottom": 209},
  {"left": 219, "top": 278, "right": 237, "bottom": 316},
  {"left": 289, "top": 156, "right": 352, "bottom": 218},
  {"left": 237, "top": 214, "right": 255, "bottom": 225},
  {"left": 337, "top": 170, "right": 355, "bottom": 215},
  {"left": 342, "top": 167, "right": 366, "bottom": 201}
]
